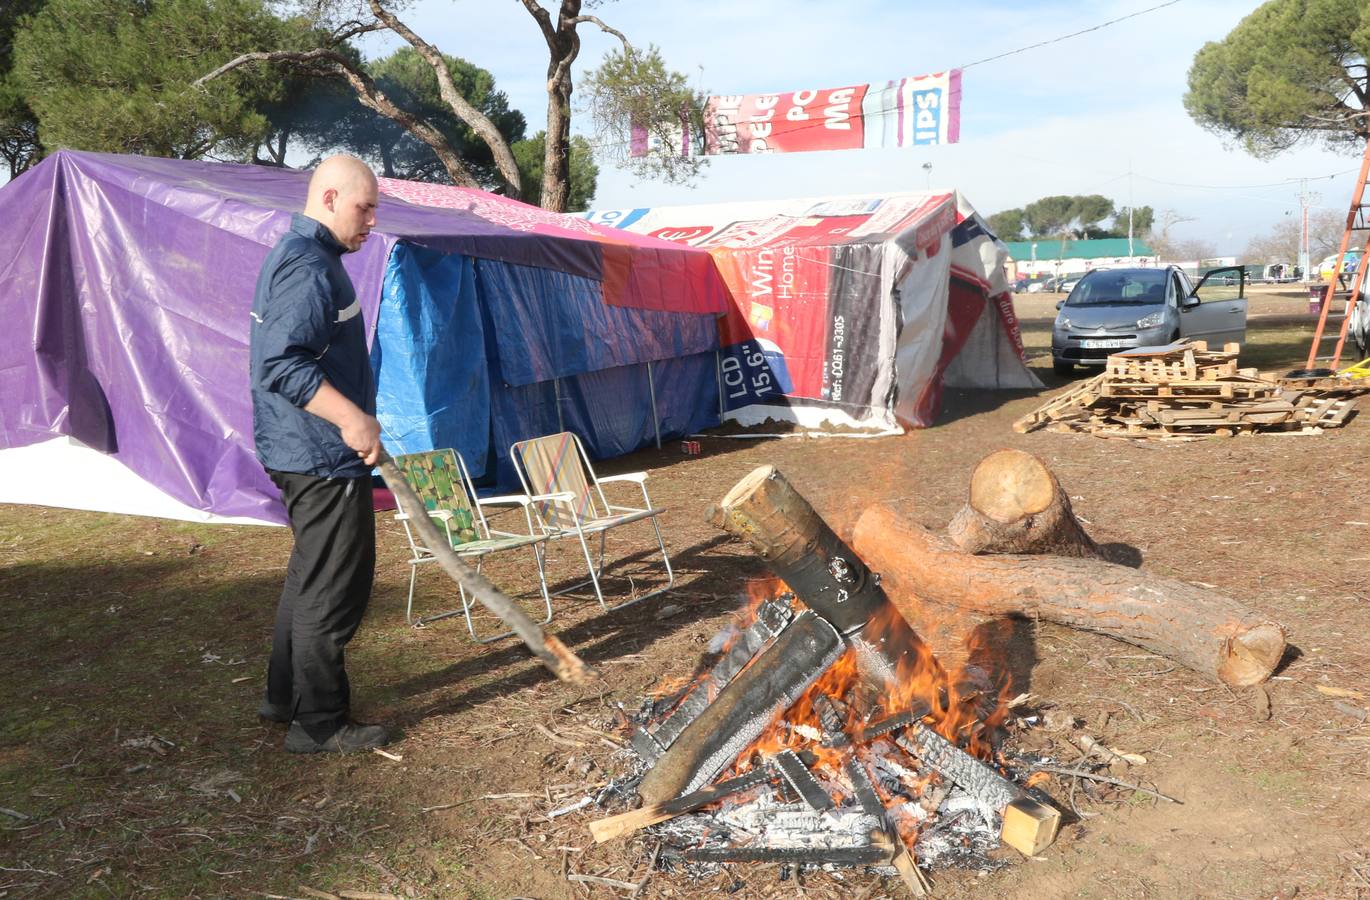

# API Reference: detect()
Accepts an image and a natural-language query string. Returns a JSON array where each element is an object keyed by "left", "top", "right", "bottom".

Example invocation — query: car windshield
[{"left": 1064, "top": 270, "right": 1168, "bottom": 306}]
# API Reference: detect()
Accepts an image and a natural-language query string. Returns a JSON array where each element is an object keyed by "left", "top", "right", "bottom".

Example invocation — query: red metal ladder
[{"left": 1305, "top": 137, "right": 1370, "bottom": 371}]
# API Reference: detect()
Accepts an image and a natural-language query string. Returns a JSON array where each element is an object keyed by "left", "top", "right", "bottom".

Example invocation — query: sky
[{"left": 363, "top": 0, "right": 1356, "bottom": 257}]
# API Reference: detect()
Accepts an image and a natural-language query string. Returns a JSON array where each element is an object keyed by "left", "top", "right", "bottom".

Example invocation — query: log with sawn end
[
  {"left": 851, "top": 501, "right": 1286, "bottom": 687},
  {"left": 894, "top": 724, "right": 1061, "bottom": 857},
  {"left": 947, "top": 449, "right": 1101, "bottom": 558}
]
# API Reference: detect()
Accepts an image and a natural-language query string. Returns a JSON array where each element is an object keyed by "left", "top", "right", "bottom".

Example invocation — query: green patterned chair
[{"left": 391, "top": 448, "right": 551, "bottom": 642}]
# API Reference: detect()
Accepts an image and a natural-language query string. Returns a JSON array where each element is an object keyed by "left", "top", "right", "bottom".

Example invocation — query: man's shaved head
[{"left": 303, "top": 155, "right": 379, "bottom": 253}]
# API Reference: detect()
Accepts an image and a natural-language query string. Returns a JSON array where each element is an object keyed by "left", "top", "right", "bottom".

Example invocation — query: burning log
[
  {"left": 892, "top": 725, "right": 1061, "bottom": 858},
  {"left": 636, "top": 611, "right": 845, "bottom": 805},
  {"left": 773, "top": 750, "right": 835, "bottom": 811},
  {"left": 851, "top": 503, "right": 1287, "bottom": 687},
  {"left": 707, "top": 465, "right": 888, "bottom": 635},
  {"left": 896, "top": 726, "right": 1018, "bottom": 816},
  {"left": 946, "top": 449, "right": 1101, "bottom": 558},
  {"left": 630, "top": 596, "right": 796, "bottom": 764}
]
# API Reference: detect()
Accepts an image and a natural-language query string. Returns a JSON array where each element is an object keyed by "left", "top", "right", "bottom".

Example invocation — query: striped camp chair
[
  {"left": 392, "top": 448, "right": 551, "bottom": 642},
  {"left": 510, "top": 431, "right": 673, "bottom": 612}
]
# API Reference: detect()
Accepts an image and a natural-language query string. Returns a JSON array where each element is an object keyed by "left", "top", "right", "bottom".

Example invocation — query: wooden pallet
[{"left": 1018, "top": 340, "right": 1360, "bottom": 439}]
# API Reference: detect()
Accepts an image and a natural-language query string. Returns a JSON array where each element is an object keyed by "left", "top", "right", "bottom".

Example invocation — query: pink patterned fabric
[{"left": 375, "top": 178, "right": 730, "bottom": 316}]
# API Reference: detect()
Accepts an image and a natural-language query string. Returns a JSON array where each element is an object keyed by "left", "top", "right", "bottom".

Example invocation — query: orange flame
[{"left": 644, "top": 580, "right": 1022, "bottom": 846}]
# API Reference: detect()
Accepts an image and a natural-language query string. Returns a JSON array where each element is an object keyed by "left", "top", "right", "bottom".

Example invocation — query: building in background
[{"left": 1003, "top": 238, "right": 1159, "bottom": 283}]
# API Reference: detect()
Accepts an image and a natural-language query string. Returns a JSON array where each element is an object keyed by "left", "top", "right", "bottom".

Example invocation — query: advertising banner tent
[
  {"left": 584, "top": 191, "right": 1041, "bottom": 430},
  {"left": 0, "top": 151, "right": 728, "bottom": 524}
]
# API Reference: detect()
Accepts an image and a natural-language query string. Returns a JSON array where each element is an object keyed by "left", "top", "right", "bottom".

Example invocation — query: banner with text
[{"left": 632, "top": 70, "right": 961, "bottom": 158}]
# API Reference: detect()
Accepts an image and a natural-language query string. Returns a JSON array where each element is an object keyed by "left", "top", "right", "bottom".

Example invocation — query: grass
[{"left": 0, "top": 508, "right": 438, "bottom": 897}]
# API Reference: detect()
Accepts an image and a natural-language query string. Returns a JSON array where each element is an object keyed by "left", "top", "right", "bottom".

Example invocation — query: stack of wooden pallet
[{"left": 1013, "top": 341, "right": 1364, "bottom": 439}]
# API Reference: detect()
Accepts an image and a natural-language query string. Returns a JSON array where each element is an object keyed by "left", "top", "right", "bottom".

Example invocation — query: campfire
[
  {"left": 590, "top": 465, "right": 1067, "bottom": 892},
  {"left": 586, "top": 452, "right": 1287, "bottom": 892}
]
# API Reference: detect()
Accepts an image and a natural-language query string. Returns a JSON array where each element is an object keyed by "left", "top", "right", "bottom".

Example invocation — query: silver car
[{"left": 1050, "top": 265, "right": 1248, "bottom": 375}]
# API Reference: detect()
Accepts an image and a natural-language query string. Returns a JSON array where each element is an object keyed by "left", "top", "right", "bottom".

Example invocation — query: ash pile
[{"left": 588, "top": 466, "right": 1065, "bottom": 895}]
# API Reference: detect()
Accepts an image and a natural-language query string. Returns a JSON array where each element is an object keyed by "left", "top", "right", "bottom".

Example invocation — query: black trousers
[{"left": 265, "top": 471, "right": 375, "bottom": 740}]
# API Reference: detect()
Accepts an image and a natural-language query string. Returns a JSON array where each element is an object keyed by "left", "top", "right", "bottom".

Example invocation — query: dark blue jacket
[{"left": 250, "top": 213, "right": 375, "bottom": 478}]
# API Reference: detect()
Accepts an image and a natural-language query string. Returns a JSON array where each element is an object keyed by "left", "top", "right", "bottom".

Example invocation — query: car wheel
[{"left": 1052, "top": 360, "right": 1074, "bottom": 376}]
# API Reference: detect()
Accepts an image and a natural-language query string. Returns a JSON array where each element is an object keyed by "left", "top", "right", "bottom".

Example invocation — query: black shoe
[
  {"left": 284, "top": 722, "right": 390, "bottom": 754},
  {"left": 258, "top": 701, "right": 291, "bottom": 724}
]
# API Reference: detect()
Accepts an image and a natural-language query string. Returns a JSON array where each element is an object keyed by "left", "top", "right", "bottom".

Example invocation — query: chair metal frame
[
  {"left": 392, "top": 448, "right": 552, "bottom": 643},
  {"left": 509, "top": 431, "right": 674, "bottom": 612}
]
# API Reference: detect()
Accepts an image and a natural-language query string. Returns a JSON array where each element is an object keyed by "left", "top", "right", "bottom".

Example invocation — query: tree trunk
[
  {"left": 851, "top": 503, "right": 1286, "bottom": 687},
  {"left": 947, "top": 449, "right": 1101, "bottom": 558},
  {"left": 541, "top": 75, "right": 572, "bottom": 211}
]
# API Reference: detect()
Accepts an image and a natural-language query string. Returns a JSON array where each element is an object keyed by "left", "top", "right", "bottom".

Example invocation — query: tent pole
[
  {"left": 554, "top": 378, "right": 565, "bottom": 433},
  {"left": 716, "top": 350, "right": 726, "bottom": 420},
  {"left": 646, "top": 361, "right": 662, "bottom": 449}
]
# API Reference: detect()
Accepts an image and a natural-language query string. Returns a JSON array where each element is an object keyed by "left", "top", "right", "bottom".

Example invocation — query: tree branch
[
  {"left": 567, "top": 14, "right": 632, "bottom": 52},
  {"left": 331, "top": 19, "right": 384, "bottom": 43},
  {"left": 517, "top": 0, "right": 557, "bottom": 45},
  {"left": 366, "top": 0, "right": 522, "bottom": 193},
  {"left": 194, "top": 49, "right": 480, "bottom": 187},
  {"left": 1334, "top": 70, "right": 1368, "bottom": 109}
]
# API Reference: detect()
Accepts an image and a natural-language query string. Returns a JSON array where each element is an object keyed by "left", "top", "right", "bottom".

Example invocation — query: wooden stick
[
  {"left": 1029, "top": 763, "right": 1183, "bottom": 804},
  {"left": 376, "top": 448, "right": 596, "bottom": 686},
  {"left": 568, "top": 874, "right": 639, "bottom": 891},
  {"left": 870, "top": 831, "right": 930, "bottom": 897},
  {"left": 589, "top": 768, "right": 774, "bottom": 844}
]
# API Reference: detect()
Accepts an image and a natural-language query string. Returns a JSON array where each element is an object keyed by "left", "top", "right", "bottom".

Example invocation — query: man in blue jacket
[{"left": 250, "top": 155, "right": 389, "bottom": 754}]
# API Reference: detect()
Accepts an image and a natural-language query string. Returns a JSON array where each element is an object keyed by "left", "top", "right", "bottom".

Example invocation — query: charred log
[
  {"left": 636, "top": 611, "right": 845, "bottom": 806},
  {"left": 589, "top": 766, "right": 776, "bottom": 844},
  {"left": 682, "top": 846, "right": 892, "bottom": 865},
  {"left": 774, "top": 750, "right": 835, "bottom": 811},
  {"left": 630, "top": 596, "right": 795, "bottom": 763},
  {"left": 852, "top": 503, "right": 1286, "bottom": 687}
]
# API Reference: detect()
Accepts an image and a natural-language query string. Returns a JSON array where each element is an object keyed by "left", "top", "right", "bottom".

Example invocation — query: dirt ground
[{"left": 2, "top": 294, "right": 1368, "bottom": 899}]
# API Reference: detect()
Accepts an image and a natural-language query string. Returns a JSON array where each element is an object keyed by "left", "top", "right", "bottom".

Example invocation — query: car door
[{"left": 1178, "top": 266, "right": 1248, "bottom": 347}]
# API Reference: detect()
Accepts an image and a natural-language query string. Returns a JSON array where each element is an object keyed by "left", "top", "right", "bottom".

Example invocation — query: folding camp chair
[
  {"left": 391, "top": 448, "right": 551, "bottom": 643},
  {"left": 510, "top": 431, "right": 673, "bottom": 612}
]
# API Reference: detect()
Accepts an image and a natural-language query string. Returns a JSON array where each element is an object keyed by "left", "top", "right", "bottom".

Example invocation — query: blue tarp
[{"left": 373, "top": 243, "right": 722, "bottom": 484}]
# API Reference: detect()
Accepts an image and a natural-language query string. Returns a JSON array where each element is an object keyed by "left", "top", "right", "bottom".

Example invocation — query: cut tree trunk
[
  {"left": 707, "top": 464, "right": 939, "bottom": 695},
  {"left": 851, "top": 503, "right": 1286, "bottom": 687},
  {"left": 947, "top": 449, "right": 1100, "bottom": 558},
  {"left": 706, "top": 465, "right": 889, "bottom": 635}
]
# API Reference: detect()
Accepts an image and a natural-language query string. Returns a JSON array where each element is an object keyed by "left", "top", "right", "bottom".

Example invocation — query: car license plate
[{"left": 1081, "top": 339, "right": 1129, "bottom": 349}]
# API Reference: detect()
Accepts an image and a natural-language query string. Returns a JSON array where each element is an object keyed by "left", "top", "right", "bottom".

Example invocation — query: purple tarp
[{"left": 0, "top": 151, "right": 727, "bottom": 524}]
